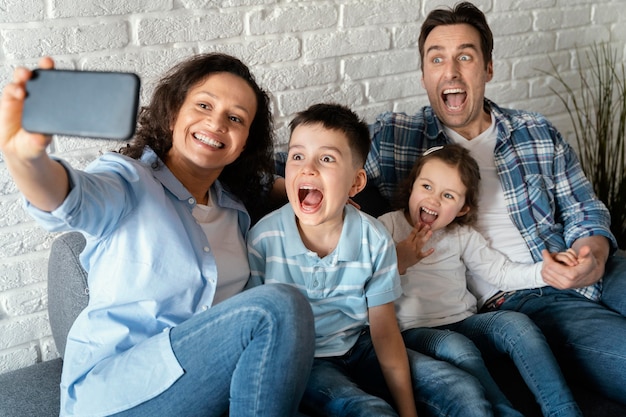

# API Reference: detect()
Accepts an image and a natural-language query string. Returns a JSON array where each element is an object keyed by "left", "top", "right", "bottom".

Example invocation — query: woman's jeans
[
  {"left": 403, "top": 311, "right": 582, "bottom": 417},
  {"left": 498, "top": 255, "right": 626, "bottom": 405},
  {"left": 302, "top": 329, "right": 494, "bottom": 417},
  {"left": 113, "top": 284, "right": 315, "bottom": 417}
]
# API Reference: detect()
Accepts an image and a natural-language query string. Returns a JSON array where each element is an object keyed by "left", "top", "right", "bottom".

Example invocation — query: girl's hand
[
  {"left": 396, "top": 223, "right": 434, "bottom": 274},
  {"left": 551, "top": 248, "right": 579, "bottom": 266}
]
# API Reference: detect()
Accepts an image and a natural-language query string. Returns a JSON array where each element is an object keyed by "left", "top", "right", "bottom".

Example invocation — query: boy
[{"left": 247, "top": 103, "right": 493, "bottom": 417}]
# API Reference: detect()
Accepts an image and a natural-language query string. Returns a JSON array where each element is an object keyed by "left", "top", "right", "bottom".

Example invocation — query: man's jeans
[
  {"left": 113, "top": 284, "right": 315, "bottom": 417},
  {"left": 499, "top": 255, "right": 626, "bottom": 405},
  {"left": 403, "top": 311, "right": 581, "bottom": 417},
  {"left": 302, "top": 329, "right": 494, "bottom": 417}
]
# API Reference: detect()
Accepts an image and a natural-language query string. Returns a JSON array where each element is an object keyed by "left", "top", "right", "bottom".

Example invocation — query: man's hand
[
  {"left": 396, "top": 223, "right": 434, "bottom": 274},
  {"left": 541, "top": 236, "right": 610, "bottom": 289}
]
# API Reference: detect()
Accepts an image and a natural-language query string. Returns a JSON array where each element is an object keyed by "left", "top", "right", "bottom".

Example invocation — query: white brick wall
[{"left": 0, "top": 0, "right": 625, "bottom": 374}]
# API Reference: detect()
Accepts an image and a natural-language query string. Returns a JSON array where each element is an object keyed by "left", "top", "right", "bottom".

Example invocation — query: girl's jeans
[{"left": 403, "top": 311, "right": 581, "bottom": 417}]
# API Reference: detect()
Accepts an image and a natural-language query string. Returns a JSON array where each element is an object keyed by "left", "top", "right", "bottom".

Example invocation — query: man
[{"left": 365, "top": 1, "right": 626, "bottom": 404}]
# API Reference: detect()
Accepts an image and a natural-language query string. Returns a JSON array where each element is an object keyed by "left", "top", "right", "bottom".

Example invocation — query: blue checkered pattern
[{"left": 364, "top": 99, "right": 617, "bottom": 300}]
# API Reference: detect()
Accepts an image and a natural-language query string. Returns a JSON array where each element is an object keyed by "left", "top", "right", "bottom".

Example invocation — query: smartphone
[{"left": 22, "top": 69, "right": 140, "bottom": 140}]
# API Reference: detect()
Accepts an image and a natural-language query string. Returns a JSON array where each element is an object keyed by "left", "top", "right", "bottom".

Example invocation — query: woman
[{"left": 0, "top": 53, "right": 315, "bottom": 417}]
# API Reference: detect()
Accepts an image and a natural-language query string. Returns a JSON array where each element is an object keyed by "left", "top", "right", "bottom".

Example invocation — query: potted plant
[{"left": 548, "top": 43, "right": 626, "bottom": 250}]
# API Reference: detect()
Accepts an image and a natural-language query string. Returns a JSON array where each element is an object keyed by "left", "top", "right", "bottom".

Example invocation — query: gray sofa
[
  {"left": 0, "top": 231, "right": 88, "bottom": 417},
  {"left": 1, "top": 224, "right": 625, "bottom": 416}
]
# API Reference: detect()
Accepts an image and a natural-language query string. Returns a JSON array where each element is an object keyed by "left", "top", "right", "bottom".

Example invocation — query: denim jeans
[
  {"left": 499, "top": 255, "right": 626, "bottom": 405},
  {"left": 112, "top": 284, "right": 315, "bottom": 417},
  {"left": 404, "top": 311, "right": 581, "bottom": 417},
  {"left": 402, "top": 326, "right": 522, "bottom": 417},
  {"left": 301, "top": 329, "right": 494, "bottom": 417}
]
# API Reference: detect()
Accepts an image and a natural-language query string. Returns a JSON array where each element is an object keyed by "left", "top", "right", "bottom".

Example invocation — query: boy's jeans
[{"left": 302, "top": 329, "right": 494, "bottom": 417}]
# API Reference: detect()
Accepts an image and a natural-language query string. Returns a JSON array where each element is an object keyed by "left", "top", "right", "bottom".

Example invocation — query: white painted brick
[
  {"left": 0, "top": 166, "right": 20, "bottom": 196},
  {"left": 200, "top": 36, "right": 301, "bottom": 65},
  {"left": 304, "top": 27, "right": 390, "bottom": 60},
  {"left": 534, "top": 7, "right": 592, "bottom": 31},
  {"left": 0, "top": 226, "right": 54, "bottom": 258},
  {"left": 81, "top": 48, "right": 195, "bottom": 76},
  {"left": 138, "top": 11, "right": 243, "bottom": 45},
  {"left": 390, "top": 95, "right": 429, "bottom": 116},
  {"left": 556, "top": 26, "right": 610, "bottom": 50},
  {"left": 1, "top": 283, "right": 47, "bottom": 316},
  {"left": 594, "top": 4, "right": 625, "bottom": 25},
  {"left": 343, "top": 0, "right": 420, "bottom": 28},
  {"left": 0, "top": 255, "right": 49, "bottom": 292},
  {"left": 394, "top": 24, "right": 420, "bottom": 50},
  {"left": 278, "top": 83, "right": 364, "bottom": 116},
  {"left": 249, "top": 4, "right": 337, "bottom": 35},
  {"left": 0, "top": 0, "right": 44, "bottom": 23},
  {"left": 0, "top": 197, "right": 32, "bottom": 228},
  {"left": 485, "top": 80, "right": 530, "bottom": 104},
  {"left": 511, "top": 50, "right": 572, "bottom": 80},
  {"left": 509, "top": 95, "right": 568, "bottom": 118},
  {"left": 494, "top": 0, "right": 555, "bottom": 12},
  {"left": 0, "top": 313, "right": 51, "bottom": 350},
  {"left": 489, "top": 12, "right": 533, "bottom": 36},
  {"left": 367, "top": 74, "right": 421, "bottom": 102},
  {"left": 495, "top": 32, "right": 556, "bottom": 59},
  {"left": 254, "top": 61, "right": 338, "bottom": 92},
  {"left": 0, "top": 344, "right": 39, "bottom": 374},
  {"left": 51, "top": 0, "right": 171, "bottom": 18},
  {"left": 344, "top": 51, "right": 418, "bottom": 80},
  {"left": 181, "top": 0, "right": 276, "bottom": 7},
  {"left": 1, "top": 22, "right": 130, "bottom": 60}
]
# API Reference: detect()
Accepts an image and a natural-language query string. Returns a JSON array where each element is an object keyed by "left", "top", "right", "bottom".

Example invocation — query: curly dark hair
[
  {"left": 118, "top": 53, "right": 275, "bottom": 222},
  {"left": 392, "top": 144, "right": 481, "bottom": 227}
]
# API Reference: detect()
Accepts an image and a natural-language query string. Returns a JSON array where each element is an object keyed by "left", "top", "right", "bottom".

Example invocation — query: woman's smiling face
[{"left": 167, "top": 72, "right": 257, "bottom": 176}]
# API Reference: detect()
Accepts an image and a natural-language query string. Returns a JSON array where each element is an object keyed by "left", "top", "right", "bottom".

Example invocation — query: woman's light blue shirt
[{"left": 26, "top": 149, "right": 250, "bottom": 417}]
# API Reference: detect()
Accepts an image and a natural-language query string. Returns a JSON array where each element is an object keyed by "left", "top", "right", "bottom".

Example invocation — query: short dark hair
[
  {"left": 288, "top": 103, "right": 371, "bottom": 168},
  {"left": 119, "top": 53, "right": 275, "bottom": 222},
  {"left": 393, "top": 144, "right": 481, "bottom": 227},
  {"left": 418, "top": 2, "right": 493, "bottom": 71}
]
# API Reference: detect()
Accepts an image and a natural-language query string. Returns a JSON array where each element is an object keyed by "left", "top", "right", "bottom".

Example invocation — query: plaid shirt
[{"left": 365, "top": 99, "right": 617, "bottom": 300}]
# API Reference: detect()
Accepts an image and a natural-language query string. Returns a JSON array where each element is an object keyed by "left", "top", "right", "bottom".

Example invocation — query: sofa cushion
[
  {"left": 0, "top": 358, "right": 63, "bottom": 417},
  {"left": 47, "top": 231, "right": 89, "bottom": 358}
]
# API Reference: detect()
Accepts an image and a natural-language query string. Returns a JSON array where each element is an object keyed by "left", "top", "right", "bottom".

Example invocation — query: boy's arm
[{"left": 369, "top": 302, "right": 418, "bottom": 417}]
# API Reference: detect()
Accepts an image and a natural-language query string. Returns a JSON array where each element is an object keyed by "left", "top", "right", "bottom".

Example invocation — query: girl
[{"left": 378, "top": 144, "right": 582, "bottom": 417}]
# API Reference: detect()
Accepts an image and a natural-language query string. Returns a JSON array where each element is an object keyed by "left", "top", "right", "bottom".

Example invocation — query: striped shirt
[
  {"left": 365, "top": 99, "right": 616, "bottom": 301},
  {"left": 247, "top": 204, "right": 402, "bottom": 357}
]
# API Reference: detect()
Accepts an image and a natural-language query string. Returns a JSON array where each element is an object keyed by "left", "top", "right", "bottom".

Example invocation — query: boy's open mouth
[{"left": 299, "top": 186, "right": 323, "bottom": 212}]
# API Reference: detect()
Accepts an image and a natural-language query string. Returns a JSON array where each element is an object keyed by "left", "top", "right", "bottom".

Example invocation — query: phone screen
[{"left": 22, "top": 69, "right": 140, "bottom": 140}]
